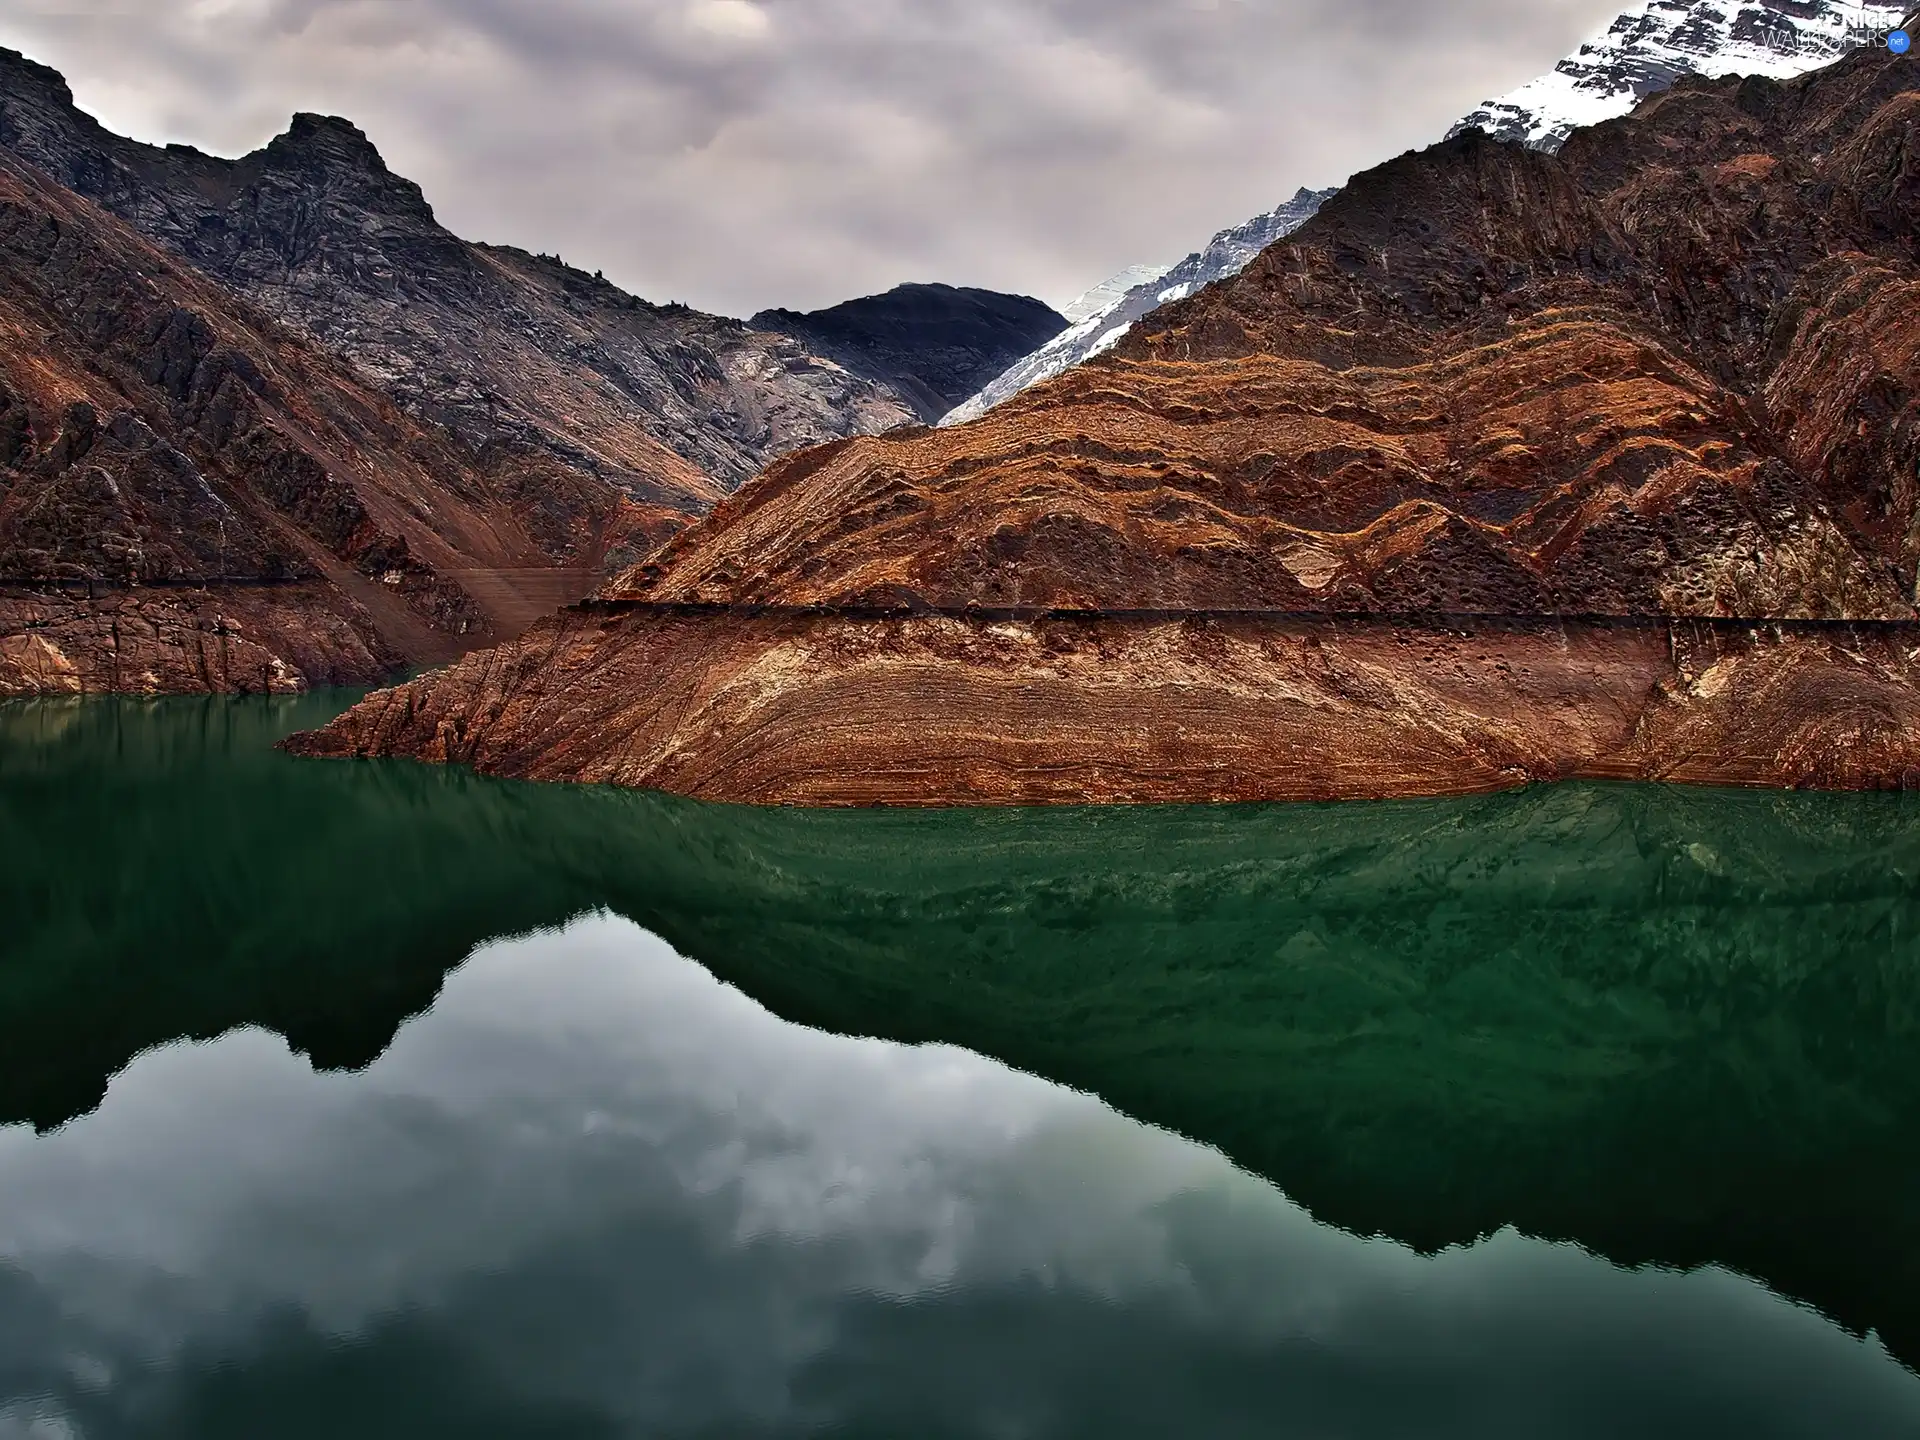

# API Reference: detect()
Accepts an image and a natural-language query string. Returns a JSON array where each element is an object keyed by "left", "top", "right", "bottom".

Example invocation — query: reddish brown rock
[
  {"left": 292, "top": 50, "right": 1920, "bottom": 802},
  {"left": 613, "top": 53, "right": 1920, "bottom": 622},
  {"left": 283, "top": 608, "right": 1920, "bottom": 803},
  {"left": 0, "top": 585, "right": 396, "bottom": 695}
]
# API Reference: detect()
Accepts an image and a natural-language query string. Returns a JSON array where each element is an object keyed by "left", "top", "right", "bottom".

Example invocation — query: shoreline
[{"left": 280, "top": 607, "right": 1920, "bottom": 807}]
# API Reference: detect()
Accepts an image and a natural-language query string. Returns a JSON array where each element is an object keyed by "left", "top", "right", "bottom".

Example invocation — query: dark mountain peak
[
  {"left": 274, "top": 112, "right": 388, "bottom": 172},
  {"left": 763, "top": 282, "right": 1063, "bottom": 328},
  {"left": 266, "top": 114, "right": 397, "bottom": 181},
  {"left": 249, "top": 111, "right": 439, "bottom": 230},
  {"left": 750, "top": 284, "right": 1069, "bottom": 424},
  {"left": 0, "top": 46, "right": 74, "bottom": 107}
]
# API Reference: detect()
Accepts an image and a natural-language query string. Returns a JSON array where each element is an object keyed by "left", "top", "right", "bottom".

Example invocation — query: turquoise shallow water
[{"left": 3, "top": 694, "right": 1920, "bottom": 1436}]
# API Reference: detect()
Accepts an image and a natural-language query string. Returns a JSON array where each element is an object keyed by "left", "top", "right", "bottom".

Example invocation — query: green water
[{"left": 3, "top": 694, "right": 1920, "bottom": 1435}]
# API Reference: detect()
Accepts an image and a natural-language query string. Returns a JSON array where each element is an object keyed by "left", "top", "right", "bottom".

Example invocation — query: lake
[{"left": 2, "top": 694, "right": 1919, "bottom": 1437}]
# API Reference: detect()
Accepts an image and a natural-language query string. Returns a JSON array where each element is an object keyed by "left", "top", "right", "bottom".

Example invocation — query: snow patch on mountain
[
  {"left": 1060, "top": 264, "right": 1173, "bottom": 323},
  {"left": 941, "top": 187, "right": 1333, "bottom": 427},
  {"left": 1450, "top": 0, "right": 1909, "bottom": 150}
]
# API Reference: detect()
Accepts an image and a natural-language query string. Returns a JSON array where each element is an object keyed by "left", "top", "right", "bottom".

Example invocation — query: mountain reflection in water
[
  {"left": 0, "top": 914, "right": 1915, "bottom": 1439},
  {"left": 3, "top": 695, "right": 1920, "bottom": 1435}
]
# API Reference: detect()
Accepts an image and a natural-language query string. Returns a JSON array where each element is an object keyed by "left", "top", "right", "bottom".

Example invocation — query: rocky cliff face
[
  {"left": 0, "top": 145, "right": 680, "bottom": 695},
  {"left": 291, "top": 49, "right": 1920, "bottom": 804},
  {"left": 749, "top": 284, "right": 1067, "bottom": 424},
  {"left": 0, "top": 47, "right": 920, "bottom": 515},
  {"left": 0, "top": 46, "right": 952, "bottom": 693}
]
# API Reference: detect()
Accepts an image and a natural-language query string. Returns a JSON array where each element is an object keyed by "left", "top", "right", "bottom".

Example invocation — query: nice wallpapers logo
[{"left": 1749, "top": 14, "right": 1913, "bottom": 54}]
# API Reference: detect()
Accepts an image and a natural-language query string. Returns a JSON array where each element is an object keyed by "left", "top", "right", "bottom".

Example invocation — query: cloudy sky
[{"left": 0, "top": 0, "right": 1629, "bottom": 316}]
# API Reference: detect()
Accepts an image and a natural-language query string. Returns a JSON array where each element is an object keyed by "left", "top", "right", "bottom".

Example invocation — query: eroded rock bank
[
  {"left": 283, "top": 608, "right": 1920, "bottom": 804},
  {"left": 0, "top": 585, "right": 397, "bottom": 695}
]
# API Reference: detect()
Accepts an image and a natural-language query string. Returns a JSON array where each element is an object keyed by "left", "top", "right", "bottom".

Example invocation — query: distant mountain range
[{"left": 941, "top": 0, "right": 1913, "bottom": 426}]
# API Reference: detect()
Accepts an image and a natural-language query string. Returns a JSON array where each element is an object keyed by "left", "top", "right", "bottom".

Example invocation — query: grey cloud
[{"left": 0, "top": 0, "right": 1628, "bottom": 314}]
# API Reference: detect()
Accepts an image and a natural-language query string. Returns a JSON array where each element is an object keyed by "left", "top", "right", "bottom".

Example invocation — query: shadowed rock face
[
  {"left": 292, "top": 50, "right": 1920, "bottom": 803},
  {"left": 750, "top": 284, "right": 1069, "bottom": 424},
  {"left": 0, "top": 46, "right": 920, "bottom": 514}
]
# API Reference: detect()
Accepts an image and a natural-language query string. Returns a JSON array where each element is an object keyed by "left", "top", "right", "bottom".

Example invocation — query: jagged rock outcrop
[
  {"left": 291, "top": 48, "right": 1920, "bottom": 803},
  {"left": 0, "top": 46, "right": 920, "bottom": 512},
  {"left": 749, "top": 284, "right": 1067, "bottom": 424}
]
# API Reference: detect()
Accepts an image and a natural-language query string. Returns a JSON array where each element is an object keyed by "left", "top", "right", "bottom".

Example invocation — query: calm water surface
[{"left": 2, "top": 694, "right": 1920, "bottom": 1437}]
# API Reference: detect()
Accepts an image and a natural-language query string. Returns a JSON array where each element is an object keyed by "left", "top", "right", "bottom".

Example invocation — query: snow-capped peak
[
  {"left": 1450, "top": 0, "right": 1909, "bottom": 150},
  {"left": 940, "top": 188, "right": 1333, "bottom": 427}
]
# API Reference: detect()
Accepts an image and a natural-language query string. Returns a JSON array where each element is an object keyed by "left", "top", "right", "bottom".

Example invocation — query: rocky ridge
[
  {"left": 1452, "top": 0, "right": 1911, "bottom": 149},
  {"left": 291, "top": 48, "right": 1920, "bottom": 804},
  {"left": 0, "top": 46, "right": 1076, "bottom": 694}
]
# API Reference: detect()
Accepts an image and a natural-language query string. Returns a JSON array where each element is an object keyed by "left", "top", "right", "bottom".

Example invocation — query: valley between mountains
[{"left": 291, "top": 46, "right": 1920, "bottom": 803}]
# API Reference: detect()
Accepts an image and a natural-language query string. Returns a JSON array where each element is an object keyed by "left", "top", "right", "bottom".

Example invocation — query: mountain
[
  {"left": 291, "top": 47, "right": 1920, "bottom": 804},
  {"left": 748, "top": 284, "right": 1068, "bottom": 424},
  {"left": 1451, "top": 0, "right": 1912, "bottom": 149},
  {"left": 0, "top": 45, "right": 954, "bottom": 694},
  {"left": 940, "top": 188, "right": 1333, "bottom": 427},
  {"left": 0, "top": 46, "right": 919, "bottom": 521},
  {"left": 943, "top": 0, "right": 1913, "bottom": 426},
  {"left": 0, "top": 143, "right": 684, "bottom": 694}
]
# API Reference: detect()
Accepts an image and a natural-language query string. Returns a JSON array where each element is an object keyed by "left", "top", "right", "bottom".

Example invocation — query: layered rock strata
[
  {"left": 286, "top": 608, "right": 1920, "bottom": 803},
  {"left": 293, "top": 50, "right": 1920, "bottom": 802}
]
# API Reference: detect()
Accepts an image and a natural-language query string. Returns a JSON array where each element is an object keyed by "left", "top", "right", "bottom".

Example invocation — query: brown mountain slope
[
  {"left": 292, "top": 49, "right": 1920, "bottom": 803},
  {"left": 0, "top": 146, "right": 675, "bottom": 695},
  {"left": 0, "top": 47, "right": 919, "bottom": 514}
]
